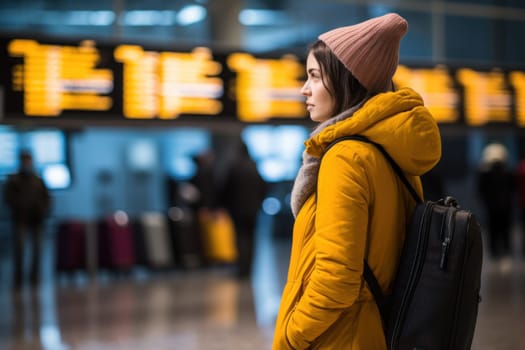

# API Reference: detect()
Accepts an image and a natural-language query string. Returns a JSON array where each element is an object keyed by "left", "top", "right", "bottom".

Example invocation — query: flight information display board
[
  {"left": 394, "top": 64, "right": 525, "bottom": 126},
  {"left": 510, "top": 70, "right": 525, "bottom": 127},
  {"left": 456, "top": 68, "right": 512, "bottom": 126},
  {"left": 114, "top": 45, "right": 224, "bottom": 119},
  {"left": 6, "top": 39, "right": 114, "bottom": 117},
  {"left": 394, "top": 64, "right": 460, "bottom": 124},
  {"left": 1, "top": 36, "right": 525, "bottom": 126},
  {"left": 0, "top": 36, "right": 306, "bottom": 123}
]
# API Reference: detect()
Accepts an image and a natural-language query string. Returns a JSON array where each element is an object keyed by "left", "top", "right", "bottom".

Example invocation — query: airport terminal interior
[{"left": 1, "top": 0, "right": 525, "bottom": 349}]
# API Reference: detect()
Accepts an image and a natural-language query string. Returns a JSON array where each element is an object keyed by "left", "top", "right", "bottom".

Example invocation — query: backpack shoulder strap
[{"left": 363, "top": 260, "right": 388, "bottom": 322}]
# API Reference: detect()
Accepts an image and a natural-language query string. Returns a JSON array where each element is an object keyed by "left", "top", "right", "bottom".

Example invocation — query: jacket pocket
[{"left": 284, "top": 303, "right": 297, "bottom": 349}]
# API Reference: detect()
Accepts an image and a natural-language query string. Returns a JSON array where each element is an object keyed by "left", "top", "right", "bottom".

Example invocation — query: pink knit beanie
[{"left": 319, "top": 13, "right": 408, "bottom": 93}]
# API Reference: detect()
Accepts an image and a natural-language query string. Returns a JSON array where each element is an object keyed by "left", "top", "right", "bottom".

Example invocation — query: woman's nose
[{"left": 300, "top": 80, "right": 310, "bottom": 95}]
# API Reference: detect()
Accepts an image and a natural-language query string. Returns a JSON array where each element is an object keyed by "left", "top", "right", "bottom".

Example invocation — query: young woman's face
[{"left": 300, "top": 52, "right": 335, "bottom": 123}]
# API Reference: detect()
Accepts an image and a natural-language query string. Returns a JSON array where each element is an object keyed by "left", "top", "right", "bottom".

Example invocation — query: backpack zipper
[
  {"left": 390, "top": 202, "right": 433, "bottom": 349},
  {"left": 440, "top": 208, "right": 456, "bottom": 270}
]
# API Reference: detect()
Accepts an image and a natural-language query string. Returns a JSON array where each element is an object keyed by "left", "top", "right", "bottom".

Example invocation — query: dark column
[{"left": 207, "top": 0, "right": 243, "bottom": 49}]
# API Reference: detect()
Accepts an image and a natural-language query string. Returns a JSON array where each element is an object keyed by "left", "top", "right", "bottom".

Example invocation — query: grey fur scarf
[{"left": 290, "top": 101, "right": 367, "bottom": 217}]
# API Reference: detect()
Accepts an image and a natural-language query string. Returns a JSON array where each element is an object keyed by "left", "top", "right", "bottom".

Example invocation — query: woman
[{"left": 272, "top": 13, "right": 441, "bottom": 349}]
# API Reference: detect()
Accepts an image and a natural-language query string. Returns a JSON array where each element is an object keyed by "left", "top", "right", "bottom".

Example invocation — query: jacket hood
[{"left": 305, "top": 87, "right": 441, "bottom": 176}]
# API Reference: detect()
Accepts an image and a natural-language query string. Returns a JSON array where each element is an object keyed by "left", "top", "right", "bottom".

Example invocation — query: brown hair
[{"left": 309, "top": 40, "right": 369, "bottom": 115}]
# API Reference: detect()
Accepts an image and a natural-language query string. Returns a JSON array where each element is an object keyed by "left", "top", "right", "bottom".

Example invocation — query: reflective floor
[{"left": 1, "top": 215, "right": 525, "bottom": 350}]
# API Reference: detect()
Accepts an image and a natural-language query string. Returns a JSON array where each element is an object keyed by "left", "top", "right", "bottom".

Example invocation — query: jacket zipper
[{"left": 391, "top": 202, "right": 433, "bottom": 349}]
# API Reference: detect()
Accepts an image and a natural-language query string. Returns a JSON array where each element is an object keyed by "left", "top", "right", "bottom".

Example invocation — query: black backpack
[{"left": 325, "top": 135, "right": 483, "bottom": 350}]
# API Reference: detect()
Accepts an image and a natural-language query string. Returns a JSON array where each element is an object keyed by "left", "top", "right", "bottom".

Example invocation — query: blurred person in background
[
  {"left": 220, "top": 141, "right": 267, "bottom": 279},
  {"left": 517, "top": 154, "right": 525, "bottom": 258},
  {"left": 4, "top": 150, "right": 51, "bottom": 290},
  {"left": 191, "top": 149, "right": 218, "bottom": 211},
  {"left": 184, "top": 149, "right": 219, "bottom": 266},
  {"left": 478, "top": 142, "right": 515, "bottom": 265},
  {"left": 272, "top": 13, "right": 441, "bottom": 349}
]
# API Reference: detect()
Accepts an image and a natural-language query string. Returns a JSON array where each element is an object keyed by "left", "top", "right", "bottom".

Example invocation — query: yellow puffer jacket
[{"left": 272, "top": 88, "right": 442, "bottom": 349}]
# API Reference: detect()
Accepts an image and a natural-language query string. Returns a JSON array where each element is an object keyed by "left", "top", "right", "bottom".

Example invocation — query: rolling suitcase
[
  {"left": 199, "top": 208, "right": 238, "bottom": 264},
  {"left": 132, "top": 218, "right": 148, "bottom": 267},
  {"left": 168, "top": 206, "right": 204, "bottom": 269},
  {"left": 55, "top": 220, "right": 87, "bottom": 272},
  {"left": 140, "top": 212, "right": 174, "bottom": 269},
  {"left": 97, "top": 213, "right": 136, "bottom": 271}
]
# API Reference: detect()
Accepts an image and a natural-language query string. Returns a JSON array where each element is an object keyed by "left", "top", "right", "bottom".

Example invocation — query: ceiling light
[{"left": 177, "top": 5, "right": 207, "bottom": 26}]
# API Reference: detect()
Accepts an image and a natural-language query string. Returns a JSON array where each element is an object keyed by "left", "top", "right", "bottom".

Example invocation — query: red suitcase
[{"left": 97, "top": 212, "right": 136, "bottom": 270}]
